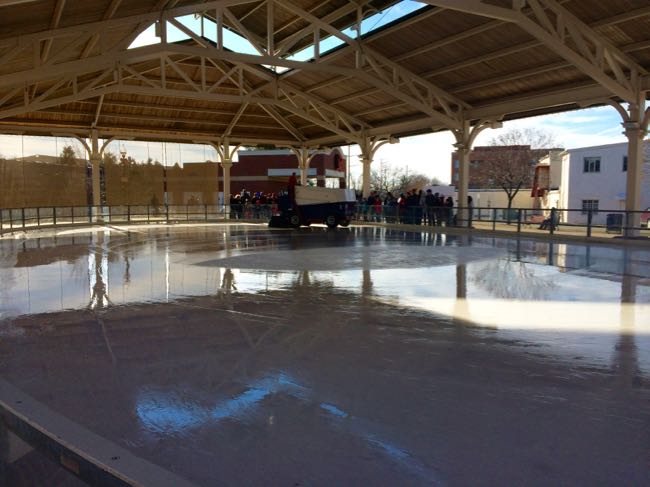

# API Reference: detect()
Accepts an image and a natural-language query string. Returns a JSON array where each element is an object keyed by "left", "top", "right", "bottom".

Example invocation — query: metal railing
[
  {"left": 354, "top": 205, "right": 650, "bottom": 238},
  {"left": 1, "top": 204, "right": 649, "bottom": 239},
  {"left": 0, "top": 204, "right": 277, "bottom": 235}
]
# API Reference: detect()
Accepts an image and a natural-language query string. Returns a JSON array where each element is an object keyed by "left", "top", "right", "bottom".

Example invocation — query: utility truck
[{"left": 270, "top": 186, "right": 356, "bottom": 228}]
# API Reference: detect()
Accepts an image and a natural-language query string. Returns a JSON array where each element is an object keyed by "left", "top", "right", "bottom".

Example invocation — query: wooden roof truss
[{"left": 0, "top": 0, "right": 649, "bottom": 149}]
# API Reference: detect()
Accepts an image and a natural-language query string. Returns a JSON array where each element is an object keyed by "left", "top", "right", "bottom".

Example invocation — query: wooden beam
[{"left": 40, "top": 0, "right": 67, "bottom": 63}]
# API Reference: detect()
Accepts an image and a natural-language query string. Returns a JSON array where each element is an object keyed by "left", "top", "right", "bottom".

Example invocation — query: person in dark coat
[
  {"left": 425, "top": 189, "right": 436, "bottom": 226},
  {"left": 366, "top": 191, "right": 377, "bottom": 221},
  {"left": 406, "top": 190, "right": 418, "bottom": 225},
  {"left": 445, "top": 196, "right": 454, "bottom": 226},
  {"left": 416, "top": 189, "right": 424, "bottom": 225}
]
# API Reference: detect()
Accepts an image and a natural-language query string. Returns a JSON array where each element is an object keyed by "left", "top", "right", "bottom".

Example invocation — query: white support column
[
  {"left": 452, "top": 119, "right": 502, "bottom": 227},
  {"left": 359, "top": 135, "right": 399, "bottom": 198},
  {"left": 210, "top": 138, "right": 241, "bottom": 218},
  {"left": 361, "top": 155, "right": 372, "bottom": 199},
  {"left": 64, "top": 131, "right": 104, "bottom": 222},
  {"left": 625, "top": 115, "right": 645, "bottom": 236},
  {"left": 90, "top": 129, "right": 101, "bottom": 210},
  {"left": 453, "top": 124, "right": 471, "bottom": 228},
  {"left": 221, "top": 159, "right": 233, "bottom": 212},
  {"left": 289, "top": 146, "right": 332, "bottom": 186},
  {"left": 296, "top": 147, "right": 309, "bottom": 185},
  {"left": 609, "top": 96, "right": 649, "bottom": 237}
]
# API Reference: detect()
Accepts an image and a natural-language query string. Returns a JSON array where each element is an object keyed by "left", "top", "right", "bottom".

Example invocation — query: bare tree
[
  {"left": 397, "top": 172, "right": 430, "bottom": 193},
  {"left": 487, "top": 128, "right": 558, "bottom": 221},
  {"left": 471, "top": 260, "right": 555, "bottom": 300},
  {"left": 370, "top": 159, "right": 402, "bottom": 193},
  {"left": 490, "top": 127, "right": 557, "bottom": 149},
  {"left": 370, "top": 160, "right": 432, "bottom": 195}
]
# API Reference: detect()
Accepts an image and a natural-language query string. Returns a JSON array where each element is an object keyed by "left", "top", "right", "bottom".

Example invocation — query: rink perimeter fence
[{"left": 0, "top": 204, "right": 649, "bottom": 239}]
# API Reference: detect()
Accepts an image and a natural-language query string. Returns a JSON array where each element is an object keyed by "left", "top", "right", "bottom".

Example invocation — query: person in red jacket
[{"left": 288, "top": 172, "right": 297, "bottom": 202}]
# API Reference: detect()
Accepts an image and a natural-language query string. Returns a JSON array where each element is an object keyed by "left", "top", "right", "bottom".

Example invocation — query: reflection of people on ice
[{"left": 288, "top": 171, "right": 297, "bottom": 202}]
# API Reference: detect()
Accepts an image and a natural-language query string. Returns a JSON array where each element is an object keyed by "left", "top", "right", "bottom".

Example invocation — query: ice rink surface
[{"left": 1, "top": 224, "right": 649, "bottom": 486}]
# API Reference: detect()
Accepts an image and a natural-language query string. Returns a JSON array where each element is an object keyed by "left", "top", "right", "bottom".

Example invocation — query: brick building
[
  {"left": 231, "top": 148, "right": 347, "bottom": 195},
  {"left": 450, "top": 145, "right": 554, "bottom": 189}
]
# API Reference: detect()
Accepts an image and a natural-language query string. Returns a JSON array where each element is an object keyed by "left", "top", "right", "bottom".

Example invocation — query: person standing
[
  {"left": 374, "top": 194, "right": 383, "bottom": 222},
  {"left": 385, "top": 192, "right": 397, "bottom": 223},
  {"left": 467, "top": 195, "right": 474, "bottom": 228},
  {"left": 406, "top": 190, "right": 418, "bottom": 225},
  {"left": 445, "top": 196, "right": 454, "bottom": 226},
  {"left": 366, "top": 191, "right": 377, "bottom": 222},
  {"left": 288, "top": 172, "right": 297, "bottom": 203},
  {"left": 398, "top": 192, "right": 407, "bottom": 224},
  {"left": 434, "top": 193, "right": 443, "bottom": 226},
  {"left": 417, "top": 189, "right": 426, "bottom": 225},
  {"left": 425, "top": 189, "right": 436, "bottom": 226}
]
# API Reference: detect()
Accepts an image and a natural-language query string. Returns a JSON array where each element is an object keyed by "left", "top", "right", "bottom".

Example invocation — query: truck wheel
[
  {"left": 325, "top": 215, "right": 338, "bottom": 228},
  {"left": 339, "top": 219, "right": 350, "bottom": 227},
  {"left": 289, "top": 214, "right": 301, "bottom": 228}
]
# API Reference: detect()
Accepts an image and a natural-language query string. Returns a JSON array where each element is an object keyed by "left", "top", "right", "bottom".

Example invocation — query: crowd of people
[
  {"left": 226, "top": 183, "right": 474, "bottom": 227},
  {"left": 361, "top": 190, "right": 472, "bottom": 226},
  {"left": 229, "top": 189, "right": 281, "bottom": 219}
]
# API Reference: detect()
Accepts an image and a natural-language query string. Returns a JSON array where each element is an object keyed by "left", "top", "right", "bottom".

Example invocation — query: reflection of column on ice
[
  {"left": 165, "top": 244, "right": 170, "bottom": 303},
  {"left": 87, "top": 231, "right": 117, "bottom": 363},
  {"left": 453, "top": 235, "right": 469, "bottom": 328},
  {"left": 452, "top": 263, "right": 469, "bottom": 334},
  {"left": 223, "top": 226, "right": 233, "bottom": 258},
  {"left": 88, "top": 231, "right": 110, "bottom": 310},
  {"left": 613, "top": 254, "right": 641, "bottom": 389},
  {"left": 362, "top": 242, "right": 373, "bottom": 299}
]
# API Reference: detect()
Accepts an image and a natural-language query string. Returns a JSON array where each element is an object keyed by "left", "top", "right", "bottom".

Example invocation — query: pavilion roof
[{"left": 0, "top": 0, "right": 648, "bottom": 147}]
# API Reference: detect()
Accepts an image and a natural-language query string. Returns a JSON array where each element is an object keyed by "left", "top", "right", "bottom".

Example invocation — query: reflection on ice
[
  {"left": 398, "top": 297, "right": 650, "bottom": 334},
  {"left": 136, "top": 371, "right": 430, "bottom": 479},
  {"left": 1, "top": 224, "right": 650, "bottom": 369},
  {"left": 1, "top": 225, "right": 649, "bottom": 485},
  {"left": 320, "top": 403, "right": 348, "bottom": 418},
  {"left": 365, "top": 435, "right": 410, "bottom": 461},
  {"left": 136, "top": 373, "right": 305, "bottom": 434}
]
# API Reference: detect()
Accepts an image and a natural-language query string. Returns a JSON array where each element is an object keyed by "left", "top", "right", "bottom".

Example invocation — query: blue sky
[
  {"left": 358, "top": 104, "right": 629, "bottom": 183},
  {"left": 131, "top": 0, "right": 426, "bottom": 63}
]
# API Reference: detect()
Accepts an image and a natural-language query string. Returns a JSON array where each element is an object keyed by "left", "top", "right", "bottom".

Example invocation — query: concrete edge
[{"left": 0, "top": 378, "right": 199, "bottom": 487}]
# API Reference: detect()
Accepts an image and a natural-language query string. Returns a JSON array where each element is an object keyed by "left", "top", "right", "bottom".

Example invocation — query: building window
[
  {"left": 470, "top": 159, "right": 481, "bottom": 168},
  {"left": 581, "top": 199, "right": 599, "bottom": 214},
  {"left": 583, "top": 157, "right": 600, "bottom": 173},
  {"left": 622, "top": 155, "right": 627, "bottom": 172},
  {"left": 453, "top": 159, "right": 459, "bottom": 169}
]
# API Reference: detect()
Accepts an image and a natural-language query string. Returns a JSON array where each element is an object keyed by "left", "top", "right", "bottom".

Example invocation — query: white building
[{"left": 537, "top": 142, "right": 650, "bottom": 225}]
